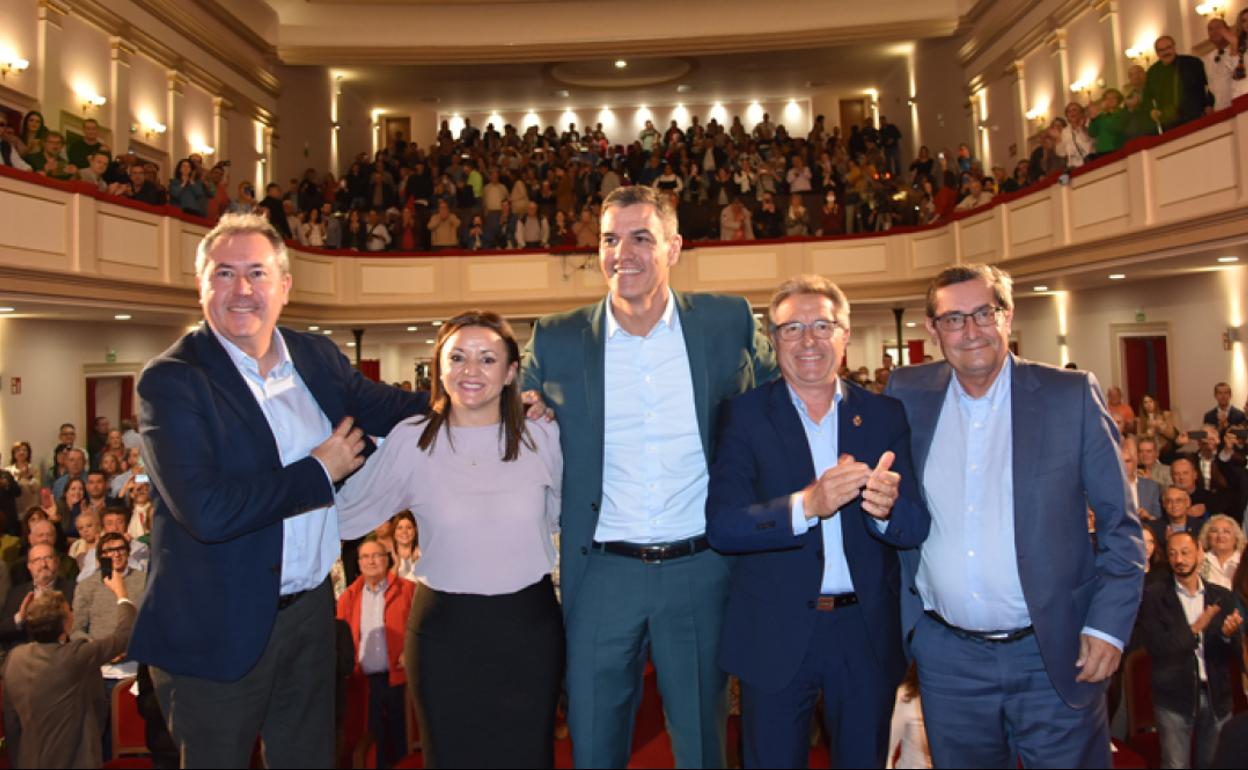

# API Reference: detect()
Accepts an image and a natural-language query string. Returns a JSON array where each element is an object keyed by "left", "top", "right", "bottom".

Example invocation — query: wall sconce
[
  {"left": 141, "top": 120, "right": 167, "bottom": 140},
  {"left": 0, "top": 56, "right": 29, "bottom": 79},
  {"left": 76, "top": 86, "right": 106, "bottom": 113},
  {"left": 1125, "top": 48, "right": 1155, "bottom": 67},
  {"left": 192, "top": 143, "right": 215, "bottom": 156},
  {"left": 1025, "top": 108, "right": 1047, "bottom": 125},
  {"left": 1196, "top": 2, "right": 1227, "bottom": 18},
  {"left": 1069, "top": 80, "right": 1092, "bottom": 97}
]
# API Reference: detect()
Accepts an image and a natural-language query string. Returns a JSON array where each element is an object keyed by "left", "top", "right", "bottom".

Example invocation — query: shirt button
[
  {"left": 972, "top": 592, "right": 980, "bottom": 600},
  {"left": 967, "top": 505, "right": 974, "bottom": 513},
  {"left": 967, "top": 550, "right": 975, "bottom": 557},
  {"left": 644, "top": 375, "right": 652, "bottom": 384},
  {"left": 973, "top": 422, "right": 982, "bottom": 429},
  {"left": 970, "top": 464, "right": 977, "bottom": 471}
]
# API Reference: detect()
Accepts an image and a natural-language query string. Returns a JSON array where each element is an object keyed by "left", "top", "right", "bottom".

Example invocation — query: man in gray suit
[
  {"left": 522, "top": 184, "right": 775, "bottom": 768},
  {"left": 885, "top": 264, "right": 1144, "bottom": 768},
  {"left": 1123, "top": 435, "right": 1162, "bottom": 522}
]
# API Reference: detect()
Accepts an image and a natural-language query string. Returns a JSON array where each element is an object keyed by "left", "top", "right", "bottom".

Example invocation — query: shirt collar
[
  {"left": 786, "top": 378, "right": 844, "bottom": 425},
  {"left": 212, "top": 327, "right": 293, "bottom": 380},
  {"left": 604, "top": 288, "right": 678, "bottom": 339},
  {"left": 951, "top": 354, "right": 1013, "bottom": 408},
  {"left": 1175, "top": 576, "right": 1205, "bottom": 599},
  {"left": 364, "top": 576, "right": 389, "bottom": 595}
]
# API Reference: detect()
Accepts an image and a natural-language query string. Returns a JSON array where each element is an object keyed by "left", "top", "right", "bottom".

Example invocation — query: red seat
[
  {"left": 1122, "top": 649, "right": 1160, "bottom": 768},
  {"left": 110, "top": 676, "right": 149, "bottom": 759}
]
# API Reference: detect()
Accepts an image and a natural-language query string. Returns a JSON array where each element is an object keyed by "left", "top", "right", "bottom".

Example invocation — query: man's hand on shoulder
[
  {"left": 311, "top": 417, "right": 366, "bottom": 482},
  {"left": 521, "top": 390, "right": 555, "bottom": 422}
]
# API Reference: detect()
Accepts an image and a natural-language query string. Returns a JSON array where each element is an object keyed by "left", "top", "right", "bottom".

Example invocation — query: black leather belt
[
  {"left": 926, "top": 610, "right": 1034, "bottom": 643},
  {"left": 816, "top": 593, "right": 858, "bottom": 611},
  {"left": 592, "top": 536, "right": 711, "bottom": 564},
  {"left": 278, "top": 587, "right": 314, "bottom": 611}
]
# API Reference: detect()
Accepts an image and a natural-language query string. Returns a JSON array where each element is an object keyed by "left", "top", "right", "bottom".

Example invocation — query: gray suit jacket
[
  {"left": 886, "top": 356, "right": 1145, "bottom": 709},
  {"left": 2, "top": 600, "right": 135, "bottom": 768}
]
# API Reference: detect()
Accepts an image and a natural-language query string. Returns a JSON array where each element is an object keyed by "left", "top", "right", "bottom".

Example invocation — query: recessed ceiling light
[
  {"left": 406, "top": 326, "right": 418, "bottom": 332},
  {"left": 308, "top": 325, "right": 320, "bottom": 331},
  {"left": 425, "top": 339, "right": 435, "bottom": 344},
  {"left": 431, "top": 321, "right": 443, "bottom": 327},
  {"left": 322, "top": 329, "right": 333, "bottom": 335},
  {"left": 615, "top": 59, "right": 627, "bottom": 68},
  {"left": 905, "top": 322, "right": 917, "bottom": 328},
  {"left": 1033, "top": 285, "right": 1049, "bottom": 291},
  {"left": 1217, "top": 256, "right": 1239, "bottom": 263},
  {"left": 346, "top": 341, "right": 356, "bottom": 348},
  {"left": 1108, "top": 273, "right": 1126, "bottom": 280},
  {"left": 114, "top": 314, "right": 132, "bottom": 320},
  {"left": 0, "top": 307, "right": 14, "bottom": 313}
]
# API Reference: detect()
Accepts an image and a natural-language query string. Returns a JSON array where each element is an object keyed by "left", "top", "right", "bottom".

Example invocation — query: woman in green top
[{"left": 1089, "top": 89, "right": 1130, "bottom": 155}]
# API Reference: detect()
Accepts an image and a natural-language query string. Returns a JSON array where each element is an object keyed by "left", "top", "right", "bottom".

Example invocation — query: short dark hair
[
  {"left": 24, "top": 590, "right": 69, "bottom": 643},
  {"left": 601, "top": 185, "right": 678, "bottom": 240},
  {"left": 96, "top": 531, "right": 129, "bottom": 566},
  {"left": 925, "top": 263, "right": 1014, "bottom": 318},
  {"left": 1165, "top": 529, "right": 1198, "bottom": 548}
]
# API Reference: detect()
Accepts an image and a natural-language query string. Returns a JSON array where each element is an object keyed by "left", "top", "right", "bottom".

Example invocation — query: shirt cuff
[
  {"left": 1081, "top": 626, "right": 1124, "bottom": 652},
  {"left": 790, "top": 492, "right": 811, "bottom": 536},
  {"left": 116, "top": 598, "right": 135, "bottom": 607}
]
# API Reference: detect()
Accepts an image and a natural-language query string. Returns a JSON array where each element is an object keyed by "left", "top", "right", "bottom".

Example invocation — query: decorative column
[
  {"left": 1051, "top": 29, "right": 1071, "bottom": 103},
  {"left": 35, "top": 0, "right": 69, "bottom": 125},
  {"left": 108, "top": 37, "right": 134, "bottom": 155},
  {"left": 212, "top": 96, "right": 232, "bottom": 163},
  {"left": 1099, "top": 0, "right": 1126, "bottom": 90},
  {"left": 1010, "top": 59, "right": 1029, "bottom": 155},
  {"left": 166, "top": 69, "right": 187, "bottom": 160}
]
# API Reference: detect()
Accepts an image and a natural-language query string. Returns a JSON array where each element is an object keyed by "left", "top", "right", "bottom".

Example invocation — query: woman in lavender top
[{"left": 337, "top": 309, "right": 563, "bottom": 768}]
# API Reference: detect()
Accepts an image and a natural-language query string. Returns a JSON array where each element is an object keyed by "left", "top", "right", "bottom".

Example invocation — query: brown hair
[
  {"left": 767, "top": 274, "right": 851, "bottom": 330},
  {"left": 924, "top": 263, "right": 1014, "bottom": 318},
  {"left": 24, "top": 590, "right": 69, "bottom": 643},
  {"left": 417, "top": 310, "right": 533, "bottom": 462},
  {"left": 96, "top": 531, "right": 129, "bottom": 568},
  {"left": 602, "top": 184, "right": 679, "bottom": 240}
]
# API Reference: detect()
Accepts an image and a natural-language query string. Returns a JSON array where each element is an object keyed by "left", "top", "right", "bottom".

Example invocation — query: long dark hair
[{"left": 417, "top": 309, "right": 533, "bottom": 462}]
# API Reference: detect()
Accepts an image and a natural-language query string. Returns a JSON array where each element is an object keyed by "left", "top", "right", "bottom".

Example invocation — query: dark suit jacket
[
  {"left": 886, "top": 357, "right": 1145, "bottom": 709},
  {"left": 1139, "top": 579, "right": 1243, "bottom": 718},
  {"left": 0, "top": 577, "right": 77, "bottom": 650},
  {"left": 706, "top": 378, "right": 930, "bottom": 692},
  {"left": 521, "top": 291, "right": 777, "bottom": 612},
  {"left": 1202, "top": 406, "right": 1247, "bottom": 428},
  {"left": 130, "top": 326, "right": 426, "bottom": 681}
]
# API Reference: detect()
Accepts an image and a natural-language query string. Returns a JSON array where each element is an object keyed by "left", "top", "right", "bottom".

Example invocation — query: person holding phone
[
  {"left": 1139, "top": 530, "right": 1244, "bottom": 769},
  {"left": 336, "top": 310, "right": 563, "bottom": 768}
]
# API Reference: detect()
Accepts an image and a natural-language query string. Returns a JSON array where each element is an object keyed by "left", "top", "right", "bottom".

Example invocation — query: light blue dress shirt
[
  {"left": 786, "top": 381, "right": 856, "bottom": 595},
  {"left": 358, "top": 577, "right": 389, "bottom": 675},
  {"left": 919, "top": 359, "right": 1121, "bottom": 648},
  {"left": 596, "top": 290, "right": 708, "bottom": 544},
  {"left": 215, "top": 329, "right": 339, "bottom": 595}
]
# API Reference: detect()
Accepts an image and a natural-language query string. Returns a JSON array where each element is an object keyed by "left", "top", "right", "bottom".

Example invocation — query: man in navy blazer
[
  {"left": 133, "top": 213, "right": 426, "bottom": 767},
  {"left": 886, "top": 264, "right": 1144, "bottom": 768},
  {"left": 707, "top": 275, "right": 929, "bottom": 768}
]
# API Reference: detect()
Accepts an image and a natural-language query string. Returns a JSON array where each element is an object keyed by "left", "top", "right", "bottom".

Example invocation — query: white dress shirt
[
  {"left": 1175, "top": 578, "right": 1209, "bottom": 682},
  {"left": 1205, "top": 48, "right": 1238, "bottom": 111},
  {"left": 596, "top": 291, "right": 707, "bottom": 544},
  {"left": 215, "top": 329, "right": 338, "bottom": 595},
  {"left": 358, "top": 577, "right": 389, "bottom": 675}
]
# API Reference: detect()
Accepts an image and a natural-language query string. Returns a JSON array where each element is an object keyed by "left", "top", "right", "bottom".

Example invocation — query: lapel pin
[{"left": 853, "top": 415, "right": 863, "bottom": 427}]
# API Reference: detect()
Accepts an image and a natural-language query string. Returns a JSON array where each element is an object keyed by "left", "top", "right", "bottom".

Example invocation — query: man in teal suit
[{"left": 523, "top": 185, "right": 776, "bottom": 768}]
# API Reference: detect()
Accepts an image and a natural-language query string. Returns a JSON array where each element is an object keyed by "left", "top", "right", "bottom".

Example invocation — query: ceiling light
[
  {"left": 615, "top": 60, "right": 627, "bottom": 69},
  {"left": 432, "top": 321, "right": 443, "bottom": 327},
  {"left": 346, "top": 341, "right": 356, "bottom": 348},
  {"left": 1108, "top": 273, "right": 1126, "bottom": 280},
  {"left": 1033, "top": 285, "right": 1049, "bottom": 291},
  {"left": 406, "top": 326, "right": 418, "bottom": 332},
  {"left": 322, "top": 329, "right": 333, "bottom": 335},
  {"left": 905, "top": 322, "right": 917, "bottom": 328},
  {"left": 425, "top": 339, "right": 435, "bottom": 344},
  {"left": 0, "top": 307, "right": 15, "bottom": 313},
  {"left": 1217, "top": 256, "right": 1239, "bottom": 263},
  {"left": 114, "top": 314, "right": 132, "bottom": 320},
  {"left": 308, "top": 325, "right": 320, "bottom": 331}
]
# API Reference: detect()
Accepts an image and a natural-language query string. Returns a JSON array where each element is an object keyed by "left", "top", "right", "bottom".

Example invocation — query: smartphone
[
  {"left": 100, "top": 559, "right": 113, "bottom": 580},
  {"left": 134, "top": 473, "right": 149, "bottom": 484},
  {"left": 1231, "top": 428, "right": 1248, "bottom": 442},
  {"left": 1186, "top": 429, "right": 1209, "bottom": 442}
]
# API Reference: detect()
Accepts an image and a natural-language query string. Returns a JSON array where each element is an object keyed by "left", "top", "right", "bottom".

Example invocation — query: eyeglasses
[
  {"left": 101, "top": 547, "right": 129, "bottom": 556},
  {"left": 359, "top": 553, "right": 389, "bottom": 561},
  {"left": 932, "top": 305, "right": 1006, "bottom": 333},
  {"left": 772, "top": 319, "right": 843, "bottom": 341},
  {"left": 28, "top": 555, "right": 57, "bottom": 565}
]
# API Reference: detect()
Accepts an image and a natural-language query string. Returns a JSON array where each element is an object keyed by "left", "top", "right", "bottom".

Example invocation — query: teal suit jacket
[{"left": 522, "top": 291, "right": 777, "bottom": 612}]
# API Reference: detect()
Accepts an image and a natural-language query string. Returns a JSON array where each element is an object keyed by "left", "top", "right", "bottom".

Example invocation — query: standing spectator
[
  {"left": 879, "top": 116, "right": 903, "bottom": 178},
  {"left": 205, "top": 164, "right": 231, "bottom": 221},
  {"left": 16, "top": 110, "right": 48, "bottom": 157},
  {"left": 1137, "top": 393, "right": 1181, "bottom": 454},
  {"left": 1057, "top": 103, "right": 1094, "bottom": 168},
  {"left": 322, "top": 204, "right": 342, "bottom": 249},
  {"left": 284, "top": 200, "right": 304, "bottom": 245},
  {"left": 1139, "top": 435, "right": 1174, "bottom": 488},
  {"left": 427, "top": 200, "right": 460, "bottom": 250},
  {"left": 462, "top": 213, "right": 486, "bottom": 250},
  {"left": 784, "top": 195, "right": 810, "bottom": 236},
  {"left": 0, "top": 113, "right": 32, "bottom": 171},
  {"left": 302, "top": 206, "right": 326, "bottom": 247},
  {"left": 66, "top": 118, "right": 107, "bottom": 169},
  {"left": 258, "top": 182, "right": 291, "bottom": 239},
  {"left": 1139, "top": 530, "right": 1243, "bottom": 769},
  {"left": 5, "top": 442, "right": 40, "bottom": 517},
  {"left": 515, "top": 201, "right": 549, "bottom": 248},
  {"left": 818, "top": 189, "right": 845, "bottom": 236},
  {"left": 335, "top": 541, "right": 415, "bottom": 769},
  {"left": 364, "top": 209, "right": 392, "bottom": 252},
  {"left": 886, "top": 665, "right": 933, "bottom": 770},
  {"left": 227, "top": 181, "right": 258, "bottom": 215},
  {"left": 0, "top": 567, "right": 133, "bottom": 769},
  {"left": 572, "top": 208, "right": 598, "bottom": 248},
  {"left": 390, "top": 512, "right": 420, "bottom": 582},
  {"left": 169, "top": 159, "right": 208, "bottom": 218},
  {"left": 786, "top": 155, "right": 813, "bottom": 193},
  {"left": 1199, "top": 514, "right": 1244, "bottom": 590},
  {"left": 754, "top": 193, "right": 783, "bottom": 238},
  {"left": 1106, "top": 386, "right": 1136, "bottom": 435},
  {"left": 1143, "top": 35, "right": 1211, "bottom": 132},
  {"left": 953, "top": 177, "right": 993, "bottom": 211},
  {"left": 1089, "top": 90, "right": 1130, "bottom": 155},
  {"left": 1028, "top": 122, "right": 1067, "bottom": 182},
  {"left": 1002, "top": 160, "right": 1031, "bottom": 193},
  {"left": 1205, "top": 17, "right": 1238, "bottom": 112},
  {"left": 297, "top": 168, "right": 323, "bottom": 214},
  {"left": 719, "top": 198, "right": 754, "bottom": 241},
  {"left": 1203, "top": 382, "right": 1246, "bottom": 430},
  {"left": 1229, "top": 9, "right": 1248, "bottom": 102},
  {"left": 1124, "top": 436, "right": 1164, "bottom": 523}
]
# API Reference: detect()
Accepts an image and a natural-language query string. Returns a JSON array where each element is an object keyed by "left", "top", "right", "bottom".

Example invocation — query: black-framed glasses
[
  {"left": 101, "top": 547, "right": 129, "bottom": 556},
  {"left": 772, "top": 319, "right": 843, "bottom": 341},
  {"left": 933, "top": 305, "right": 1005, "bottom": 332}
]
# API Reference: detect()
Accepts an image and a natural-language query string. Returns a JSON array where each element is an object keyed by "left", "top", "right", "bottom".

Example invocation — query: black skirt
[{"left": 404, "top": 575, "right": 564, "bottom": 769}]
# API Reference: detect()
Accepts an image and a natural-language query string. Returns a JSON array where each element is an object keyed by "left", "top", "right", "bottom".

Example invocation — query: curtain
[
  {"left": 86, "top": 377, "right": 98, "bottom": 433},
  {"left": 358, "top": 360, "right": 381, "bottom": 382},
  {"left": 906, "top": 340, "right": 925, "bottom": 366},
  {"left": 120, "top": 375, "right": 135, "bottom": 424}
]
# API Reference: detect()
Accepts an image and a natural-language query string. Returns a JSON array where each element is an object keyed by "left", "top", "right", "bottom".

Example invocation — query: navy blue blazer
[
  {"left": 130, "top": 326, "right": 426, "bottom": 681},
  {"left": 706, "top": 378, "right": 930, "bottom": 692},
  {"left": 886, "top": 357, "right": 1145, "bottom": 709}
]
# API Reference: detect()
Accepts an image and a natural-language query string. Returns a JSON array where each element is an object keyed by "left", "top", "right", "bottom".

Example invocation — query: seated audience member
[
  {"left": 24, "top": 131, "right": 77, "bottom": 180},
  {"left": 1001, "top": 160, "right": 1030, "bottom": 193},
  {"left": 1143, "top": 526, "right": 1171, "bottom": 587},
  {"left": 818, "top": 190, "right": 845, "bottom": 236},
  {"left": 1124, "top": 436, "right": 1163, "bottom": 522},
  {"left": 1154, "top": 485, "right": 1208, "bottom": 545},
  {"left": 14, "top": 517, "right": 74, "bottom": 582},
  {"left": 227, "top": 181, "right": 258, "bottom": 215},
  {"left": 79, "top": 508, "right": 148, "bottom": 580},
  {"left": 1028, "top": 124, "right": 1066, "bottom": 183},
  {"left": 66, "top": 118, "right": 108, "bottom": 169},
  {"left": 1139, "top": 435, "right": 1174, "bottom": 489},
  {"left": 125, "top": 481, "right": 154, "bottom": 542},
  {"left": 1139, "top": 531, "right": 1243, "bottom": 769},
  {"left": 391, "top": 511, "right": 420, "bottom": 583},
  {"left": 720, "top": 198, "right": 754, "bottom": 241},
  {"left": 886, "top": 664, "right": 932, "bottom": 770},
  {"left": 77, "top": 150, "right": 113, "bottom": 192},
  {"left": 1056, "top": 102, "right": 1094, "bottom": 168},
  {"left": 0, "top": 567, "right": 134, "bottom": 768},
  {"left": 0, "top": 544, "right": 77, "bottom": 651},
  {"left": 1144, "top": 35, "right": 1211, "bottom": 132},
  {"left": 953, "top": 176, "right": 994, "bottom": 211},
  {"left": 1188, "top": 429, "right": 1239, "bottom": 517},
  {"left": 515, "top": 201, "right": 550, "bottom": 248},
  {"left": 0, "top": 113, "right": 33, "bottom": 171},
  {"left": 336, "top": 540, "right": 416, "bottom": 768},
  {"left": 1137, "top": 394, "right": 1180, "bottom": 454},
  {"left": 1088, "top": 89, "right": 1129, "bottom": 155},
  {"left": 68, "top": 510, "right": 101, "bottom": 571},
  {"left": 428, "top": 199, "right": 461, "bottom": 250},
  {"left": 1199, "top": 514, "right": 1244, "bottom": 590},
  {"left": 124, "top": 162, "right": 165, "bottom": 206},
  {"left": 169, "top": 158, "right": 208, "bottom": 218},
  {"left": 1105, "top": 386, "right": 1136, "bottom": 435},
  {"left": 1204, "top": 382, "right": 1247, "bottom": 430}
]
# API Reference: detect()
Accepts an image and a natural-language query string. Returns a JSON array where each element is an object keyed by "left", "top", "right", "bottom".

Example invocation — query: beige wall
[
  {"left": 913, "top": 36, "right": 973, "bottom": 160},
  {"left": 273, "top": 65, "right": 333, "bottom": 184}
]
